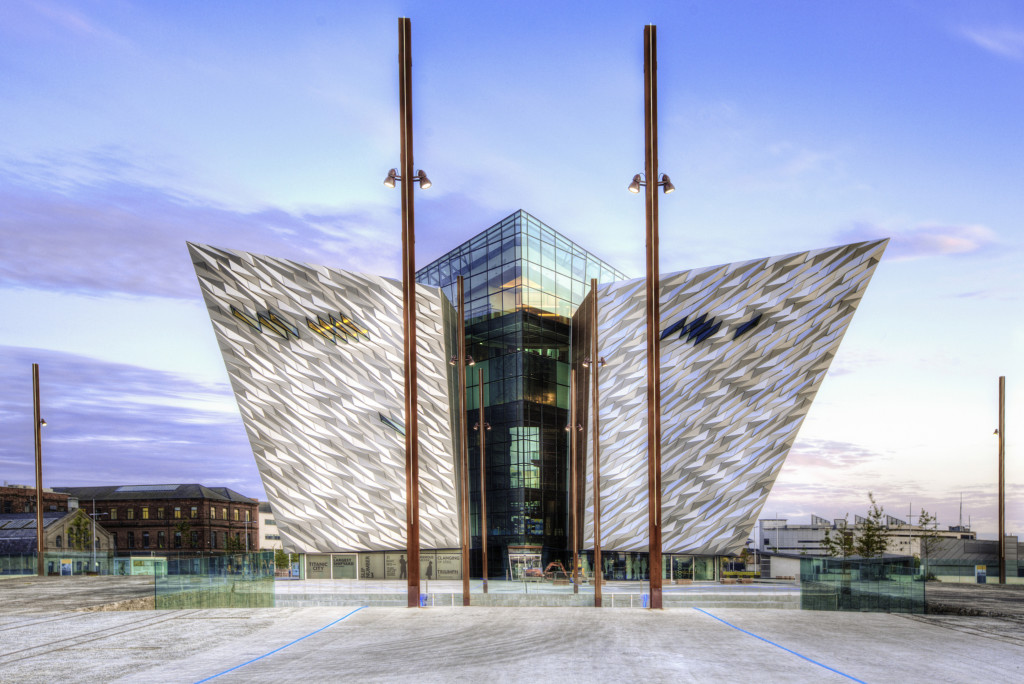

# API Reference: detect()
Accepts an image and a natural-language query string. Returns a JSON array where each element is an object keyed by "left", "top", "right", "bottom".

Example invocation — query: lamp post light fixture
[
  {"left": 627, "top": 24, "right": 673, "bottom": 609},
  {"left": 383, "top": 168, "right": 432, "bottom": 189},
  {"left": 382, "top": 17, "right": 432, "bottom": 608},
  {"left": 627, "top": 173, "right": 675, "bottom": 195}
]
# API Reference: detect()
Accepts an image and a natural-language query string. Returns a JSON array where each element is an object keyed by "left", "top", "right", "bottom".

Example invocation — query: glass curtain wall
[{"left": 418, "top": 210, "right": 625, "bottom": 578}]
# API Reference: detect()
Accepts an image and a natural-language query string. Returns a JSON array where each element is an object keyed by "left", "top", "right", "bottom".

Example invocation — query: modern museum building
[{"left": 189, "top": 209, "right": 885, "bottom": 582}]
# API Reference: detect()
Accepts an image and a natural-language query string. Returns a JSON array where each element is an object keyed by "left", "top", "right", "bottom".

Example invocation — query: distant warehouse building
[
  {"left": 54, "top": 484, "right": 260, "bottom": 555},
  {"left": 759, "top": 515, "right": 976, "bottom": 557}
]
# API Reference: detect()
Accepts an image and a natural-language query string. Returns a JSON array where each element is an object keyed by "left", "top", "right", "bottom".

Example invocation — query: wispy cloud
[
  {"left": 0, "top": 163, "right": 403, "bottom": 298},
  {"left": 0, "top": 0, "right": 130, "bottom": 48},
  {"left": 961, "top": 27, "right": 1024, "bottom": 61},
  {"left": 838, "top": 222, "right": 996, "bottom": 260},
  {"left": 784, "top": 439, "right": 883, "bottom": 470},
  {"left": 0, "top": 346, "right": 262, "bottom": 495}
]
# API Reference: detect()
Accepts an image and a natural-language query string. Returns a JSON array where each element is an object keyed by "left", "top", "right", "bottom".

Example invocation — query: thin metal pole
[
  {"left": 398, "top": 16, "right": 421, "bottom": 608},
  {"left": 33, "top": 363, "right": 44, "bottom": 577},
  {"left": 570, "top": 368, "right": 579, "bottom": 594},
  {"left": 478, "top": 367, "right": 488, "bottom": 593},
  {"left": 998, "top": 376, "right": 1006, "bottom": 584},
  {"left": 643, "top": 24, "right": 663, "bottom": 609},
  {"left": 590, "top": 279, "right": 602, "bottom": 608},
  {"left": 458, "top": 276, "right": 471, "bottom": 605},
  {"left": 92, "top": 499, "right": 96, "bottom": 572}
]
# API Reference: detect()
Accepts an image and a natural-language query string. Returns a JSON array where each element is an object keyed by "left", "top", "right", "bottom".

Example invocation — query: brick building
[
  {"left": 54, "top": 484, "right": 259, "bottom": 555},
  {"left": 0, "top": 484, "right": 72, "bottom": 514}
]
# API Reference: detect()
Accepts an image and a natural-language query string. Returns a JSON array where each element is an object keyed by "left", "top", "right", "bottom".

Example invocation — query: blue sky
[{"left": 1, "top": 1, "right": 1021, "bottom": 537}]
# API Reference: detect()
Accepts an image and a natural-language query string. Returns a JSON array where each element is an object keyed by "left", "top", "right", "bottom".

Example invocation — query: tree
[
  {"left": 823, "top": 515, "right": 856, "bottom": 558},
  {"left": 174, "top": 520, "right": 196, "bottom": 550},
  {"left": 855, "top": 492, "right": 888, "bottom": 559},
  {"left": 274, "top": 549, "right": 290, "bottom": 570},
  {"left": 67, "top": 515, "right": 92, "bottom": 551},
  {"left": 225, "top": 534, "right": 245, "bottom": 553},
  {"left": 917, "top": 508, "right": 941, "bottom": 579}
]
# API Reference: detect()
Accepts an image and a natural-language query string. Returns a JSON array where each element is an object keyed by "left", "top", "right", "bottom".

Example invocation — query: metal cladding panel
[
  {"left": 188, "top": 243, "right": 460, "bottom": 552},
  {"left": 586, "top": 240, "right": 887, "bottom": 556}
]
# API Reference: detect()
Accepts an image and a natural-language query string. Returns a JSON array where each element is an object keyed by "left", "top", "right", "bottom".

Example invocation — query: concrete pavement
[
  {"left": 2, "top": 576, "right": 1024, "bottom": 683},
  {"left": 0, "top": 605, "right": 1022, "bottom": 683}
]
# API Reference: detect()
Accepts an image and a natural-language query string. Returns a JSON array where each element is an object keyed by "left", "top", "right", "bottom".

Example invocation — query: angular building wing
[
  {"left": 190, "top": 215, "right": 887, "bottom": 577},
  {"left": 578, "top": 239, "right": 888, "bottom": 556},
  {"left": 188, "top": 243, "right": 461, "bottom": 553}
]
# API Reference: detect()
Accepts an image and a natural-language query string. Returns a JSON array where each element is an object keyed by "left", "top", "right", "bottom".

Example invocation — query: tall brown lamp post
[
  {"left": 583, "top": 280, "right": 606, "bottom": 606},
  {"left": 569, "top": 368, "right": 580, "bottom": 594},
  {"left": 476, "top": 368, "right": 490, "bottom": 593},
  {"left": 628, "top": 24, "right": 674, "bottom": 609},
  {"left": 33, "top": 363, "right": 46, "bottom": 577},
  {"left": 998, "top": 376, "right": 1006, "bottom": 584},
  {"left": 384, "top": 17, "right": 433, "bottom": 607},
  {"left": 452, "top": 276, "right": 474, "bottom": 604}
]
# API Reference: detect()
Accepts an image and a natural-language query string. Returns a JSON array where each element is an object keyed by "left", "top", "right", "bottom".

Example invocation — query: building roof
[
  {"left": 0, "top": 512, "right": 71, "bottom": 554},
  {"left": 53, "top": 484, "right": 257, "bottom": 503}
]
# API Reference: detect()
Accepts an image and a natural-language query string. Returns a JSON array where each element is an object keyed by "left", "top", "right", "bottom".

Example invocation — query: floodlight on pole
[
  {"left": 383, "top": 167, "right": 432, "bottom": 190},
  {"left": 627, "top": 172, "right": 674, "bottom": 195}
]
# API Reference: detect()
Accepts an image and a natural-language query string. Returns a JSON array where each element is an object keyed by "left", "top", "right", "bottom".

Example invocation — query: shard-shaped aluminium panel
[
  {"left": 586, "top": 240, "right": 887, "bottom": 556},
  {"left": 189, "top": 244, "right": 460, "bottom": 553}
]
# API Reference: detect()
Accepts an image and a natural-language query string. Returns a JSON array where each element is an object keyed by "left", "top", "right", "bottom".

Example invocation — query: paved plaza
[{"left": 1, "top": 577, "right": 1023, "bottom": 683}]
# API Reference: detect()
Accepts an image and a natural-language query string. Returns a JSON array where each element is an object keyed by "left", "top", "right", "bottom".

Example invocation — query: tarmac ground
[{"left": 1, "top": 576, "right": 1022, "bottom": 683}]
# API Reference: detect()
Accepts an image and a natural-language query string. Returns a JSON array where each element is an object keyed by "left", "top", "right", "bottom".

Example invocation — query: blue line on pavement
[
  {"left": 693, "top": 607, "right": 866, "bottom": 683},
  {"left": 194, "top": 606, "right": 367, "bottom": 683}
]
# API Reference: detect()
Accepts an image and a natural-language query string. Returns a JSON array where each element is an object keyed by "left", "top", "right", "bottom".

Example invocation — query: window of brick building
[
  {"left": 222, "top": 508, "right": 228, "bottom": 520},
  {"left": 127, "top": 509, "right": 134, "bottom": 520},
  {"left": 174, "top": 507, "right": 181, "bottom": 519},
  {"left": 142, "top": 532, "right": 150, "bottom": 548},
  {"left": 109, "top": 508, "right": 117, "bottom": 520},
  {"left": 127, "top": 531, "right": 134, "bottom": 548},
  {"left": 191, "top": 531, "right": 198, "bottom": 547},
  {"left": 233, "top": 509, "right": 239, "bottom": 521},
  {"left": 211, "top": 531, "right": 217, "bottom": 548},
  {"left": 158, "top": 531, "right": 165, "bottom": 548},
  {"left": 190, "top": 506, "right": 197, "bottom": 519},
  {"left": 209, "top": 507, "right": 215, "bottom": 520},
  {"left": 174, "top": 532, "right": 182, "bottom": 549},
  {"left": 157, "top": 507, "right": 164, "bottom": 519},
  {"left": 142, "top": 507, "right": 149, "bottom": 520},
  {"left": 245, "top": 510, "right": 251, "bottom": 522}
]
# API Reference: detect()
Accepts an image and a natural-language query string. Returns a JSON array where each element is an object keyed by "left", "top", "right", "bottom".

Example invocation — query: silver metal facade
[
  {"left": 188, "top": 244, "right": 461, "bottom": 553},
  {"left": 586, "top": 240, "right": 887, "bottom": 556}
]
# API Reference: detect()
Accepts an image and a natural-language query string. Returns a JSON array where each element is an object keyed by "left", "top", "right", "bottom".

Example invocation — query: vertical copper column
[
  {"left": 478, "top": 367, "right": 488, "bottom": 593},
  {"left": 643, "top": 24, "right": 663, "bottom": 609},
  {"left": 398, "top": 17, "right": 420, "bottom": 608},
  {"left": 33, "top": 363, "right": 44, "bottom": 577},
  {"left": 570, "top": 368, "right": 579, "bottom": 594},
  {"left": 590, "top": 279, "right": 603, "bottom": 607},
  {"left": 458, "top": 276, "right": 471, "bottom": 604},
  {"left": 998, "top": 376, "right": 1006, "bottom": 584}
]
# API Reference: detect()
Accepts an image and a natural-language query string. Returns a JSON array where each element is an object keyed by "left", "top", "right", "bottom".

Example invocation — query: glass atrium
[{"left": 417, "top": 210, "right": 626, "bottom": 577}]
